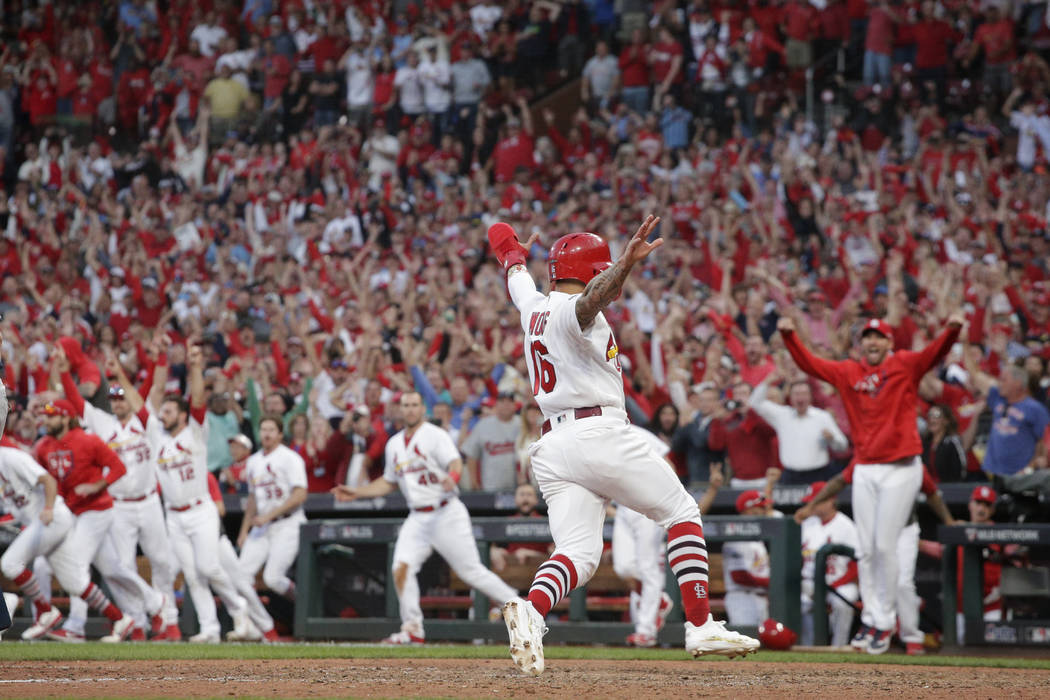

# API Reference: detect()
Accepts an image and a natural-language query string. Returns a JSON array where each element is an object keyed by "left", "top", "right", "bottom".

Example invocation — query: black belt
[
  {"left": 541, "top": 406, "right": 603, "bottom": 436},
  {"left": 271, "top": 508, "right": 303, "bottom": 522},
  {"left": 413, "top": 498, "right": 451, "bottom": 513}
]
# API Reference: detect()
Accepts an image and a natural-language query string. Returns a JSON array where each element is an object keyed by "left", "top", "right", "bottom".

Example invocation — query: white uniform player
[
  {"left": 488, "top": 218, "right": 757, "bottom": 676},
  {"left": 146, "top": 345, "right": 250, "bottom": 643},
  {"left": 722, "top": 491, "right": 773, "bottom": 626},
  {"left": 611, "top": 425, "right": 674, "bottom": 647},
  {"left": 332, "top": 392, "right": 518, "bottom": 644},
  {"left": 799, "top": 483, "right": 860, "bottom": 647},
  {"left": 0, "top": 444, "right": 133, "bottom": 642},
  {"left": 237, "top": 417, "right": 308, "bottom": 601},
  {"left": 68, "top": 373, "right": 179, "bottom": 638}
]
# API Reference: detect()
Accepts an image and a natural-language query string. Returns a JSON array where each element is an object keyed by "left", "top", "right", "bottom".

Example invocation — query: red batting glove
[{"left": 487, "top": 222, "right": 528, "bottom": 271}]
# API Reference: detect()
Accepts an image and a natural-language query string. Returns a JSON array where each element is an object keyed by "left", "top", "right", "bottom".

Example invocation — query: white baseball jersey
[
  {"left": 508, "top": 271, "right": 625, "bottom": 419},
  {"left": 801, "top": 511, "right": 859, "bottom": 587},
  {"left": 149, "top": 411, "right": 210, "bottom": 507},
  {"left": 383, "top": 422, "right": 460, "bottom": 509},
  {"left": 0, "top": 445, "right": 58, "bottom": 523},
  {"left": 722, "top": 540, "right": 770, "bottom": 593},
  {"left": 81, "top": 404, "right": 157, "bottom": 499},
  {"left": 245, "top": 444, "right": 308, "bottom": 515}
]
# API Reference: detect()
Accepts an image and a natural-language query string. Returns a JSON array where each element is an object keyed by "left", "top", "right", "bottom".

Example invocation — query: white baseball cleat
[
  {"left": 503, "top": 597, "right": 547, "bottom": 676},
  {"left": 100, "top": 615, "right": 135, "bottom": 643},
  {"left": 380, "top": 630, "right": 424, "bottom": 645},
  {"left": 21, "top": 608, "right": 62, "bottom": 641},
  {"left": 188, "top": 631, "right": 221, "bottom": 643},
  {"left": 685, "top": 614, "right": 760, "bottom": 659},
  {"left": 226, "top": 619, "right": 262, "bottom": 642}
]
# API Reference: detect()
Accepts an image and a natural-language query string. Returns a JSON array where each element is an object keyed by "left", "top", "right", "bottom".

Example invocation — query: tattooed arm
[{"left": 575, "top": 215, "right": 663, "bottom": 330}]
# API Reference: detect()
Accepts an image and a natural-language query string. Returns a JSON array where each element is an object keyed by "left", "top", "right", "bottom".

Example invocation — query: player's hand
[
  {"left": 487, "top": 222, "right": 537, "bottom": 272},
  {"left": 39, "top": 507, "right": 53, "bottom": 525},
  {"left": 74, "top": 481, "right": 105, "bottom": 497},
  {"left": 946, "top": 311, "right": 966, "bottom": 328},
  {"left": 187, "top": 344, "right": 203, "bottom": 369},
  {"left": 821, "top": 429, "right": 834, "bottom": 444},
  {"left": 777, "top": 316, "right": 796, "bottom": 334},
  {"left": 709, "top": 463, "right": 724, "bottom": 489},
  {"left": 793, "top": 504, "right": 812, "bottom": 525},
  {"left": 236, "top": 531, "right": 248, "bottom": 549},
  {"left": 622, "top": 215, "right": 663, "bottom": 268},
  {"left": 440, "top": 475, "right": 456, "bottom": 492},
  {"left": 331, "top": 484, "right": 359, "bottom": 502},
  {"left": 252, "top": 513, "right": 271, "bottom": 527}
]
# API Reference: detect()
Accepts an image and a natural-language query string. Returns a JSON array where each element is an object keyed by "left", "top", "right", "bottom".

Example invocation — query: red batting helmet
[
  {"left": 758, "top": 619, "right": 797, "bottom": 650},
  {"left": 548, "top": 232, "right": 612, "bottom": 285}
]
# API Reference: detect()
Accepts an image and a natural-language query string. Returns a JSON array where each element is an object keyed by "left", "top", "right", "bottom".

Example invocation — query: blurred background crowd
[{"left": 1, "top": 0, "right": 1049, "bottom": 517}]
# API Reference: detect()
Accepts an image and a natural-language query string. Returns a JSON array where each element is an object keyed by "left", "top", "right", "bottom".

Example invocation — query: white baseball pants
[
  {"left": 725, "top": 590, "right": 768, "bottom": 627},
  {"left": 219, "top": 534, "right": 274, "bottom": 635},
  {"left": 167, "top": 502, "right": 246, "bottom": 638},
  {"left": 612, "top": 505, "right": 666, "bottom": 636},
  {"left": 60, "top": 509, "right": 163, "bottom": 635},
  {"left": 391, "top": 498, "right": 517, "bottom": 637},
  {"left": 111, "top": 495, "right": 180, "bottom": 625},
  {"left": 528, "top": 411, "right": 701, "bottom": 587},
  {"left": 238, "top": 514, "right": 304, "bottom": 597},
  {"left": 896, "top": 522, "right": 923, "bottom": 645},
  {"left": 851, "top": 460, "right": 922, "bottom": 631},
  {"left": 0, "top": 503, "right": 77, "bottom": 588}
]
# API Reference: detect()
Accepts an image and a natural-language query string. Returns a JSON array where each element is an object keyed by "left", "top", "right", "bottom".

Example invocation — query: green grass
[{"left": 0, "top": 643, "right": 1048, "bottom": 670}]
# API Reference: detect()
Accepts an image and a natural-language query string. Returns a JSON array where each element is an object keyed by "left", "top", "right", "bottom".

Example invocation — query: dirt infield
[{"left": 0, "top": 658, "right": 1047, "bottom": 699}]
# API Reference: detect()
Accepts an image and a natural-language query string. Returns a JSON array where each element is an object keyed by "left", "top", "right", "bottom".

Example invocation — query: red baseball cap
[
  {"left": 801, "top": 481, "right": 827, "bottom": 504},
  {"left": 736, "top": 490, "right": 771, "bottom": 513},
  {"left": 971, "top": 485, "right": 997, "bottom": 504},
  {"left": 861, "top": 318, "right": 893, "bottom": 339},
  {"left": 40, "top": 399, "right": 76, "bottom": 418}
]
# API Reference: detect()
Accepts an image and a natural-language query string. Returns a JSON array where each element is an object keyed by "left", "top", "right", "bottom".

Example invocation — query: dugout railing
[{"left": 293, "top": 515, "right": 801, "bottom": 644}]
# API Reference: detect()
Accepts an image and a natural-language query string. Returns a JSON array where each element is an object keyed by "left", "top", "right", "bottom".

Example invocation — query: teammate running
[
  {"left": 56, "top": 347, "right": 180, "bottom": 640},
  {"left": 778, "top": 314, "right": 963, "bottom": 654},
  {"left": 237, "top": 415, "right": 308, "bottom": 602},
  {"left": 490, "top": 217, "right": 758, "bottom": 675},
  {"left": 140, "top": 344, "right": 252, "bottom": 643},
  {"left": 332, "top": 391, "right": 518, "bottom": 645}
]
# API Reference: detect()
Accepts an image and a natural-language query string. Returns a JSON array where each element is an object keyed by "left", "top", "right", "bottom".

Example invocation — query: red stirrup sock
[
  {"left": 526, "top": 553, "right": 579, "bottom": 617},
  {"left": 667, "top": 521, "right": 711, "bottom": 625}
]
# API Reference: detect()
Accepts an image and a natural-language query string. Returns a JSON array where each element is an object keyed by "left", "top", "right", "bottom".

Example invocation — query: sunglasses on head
[{"left": 108, "top": 386, "right": 126, "bottom": 398}]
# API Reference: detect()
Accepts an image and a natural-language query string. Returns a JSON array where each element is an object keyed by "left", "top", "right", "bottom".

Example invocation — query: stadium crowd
[{"left": 0, "top": 0, "right": 1049, "bottom": 646}]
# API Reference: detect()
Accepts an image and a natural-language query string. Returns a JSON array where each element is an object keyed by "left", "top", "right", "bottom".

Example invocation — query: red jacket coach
[
  {"left": 35, "top": 399, "right": 127, "bottom": 515},
  {"left": 778, "top": 313, "right": 963, "bottom": 655}
]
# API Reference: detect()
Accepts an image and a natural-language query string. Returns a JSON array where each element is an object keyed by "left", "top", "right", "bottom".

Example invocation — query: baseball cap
[
  {"left": 40, "top": 399, "right": 76, "bottom": 418},
  {"left": 971, "top": 485, "right": 997, "bottom": 504},
  {"left": 801, "top": 481, "right": 827, "bottom": 504},
  {"left": 861, "top": 318, "right": 893, "bottom": 339},
  {"left": 110, "top": 267, "right": 125, "bottom": 278},
  {"left": 228, "top": 434, "right": 253, "bottom": 451},
  {"left": 351, "top": 404, "right": 370, "bottom": 418},
  {"left": 736, "top": 490, "right": 771, "bottom": 513}
]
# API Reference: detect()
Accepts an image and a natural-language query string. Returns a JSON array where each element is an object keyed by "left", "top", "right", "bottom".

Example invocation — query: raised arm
[
  {"left": 777, "top": 316, "right": 843, "bottom": 385},
  {"left": 187, "top": 344, "right": 206, "bottom": 423},
  {"left": 575, "top": 215, "right": 663, "bottom": 330}
]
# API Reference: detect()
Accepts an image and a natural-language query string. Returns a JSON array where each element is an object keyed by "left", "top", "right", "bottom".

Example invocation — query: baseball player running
[
  {"left": 56, "top": 348, "right": 180, "bottom": 640},
  {"left": 207, "top": 471, "right": 279, "bottom": 642},
  {"left": 236, "top": 415, "right": 308, "bottom": 602},
  {"left": 490, "top": 217, "right": 758, "bottom": 676},
  {"left": 611, "top": 425, "right": 674, "bottom": 647},
  {"left": 332, "top": 391, "right": 518, "bottom": 644},
  {"left": 141, "top": 345, "right": 251, "bottom": 643},
  {"left": 0, "top": 440, "right": 138, "bottom": 641},
  {"left": 34, "top": 399, "right": 152, "bottom": 642},
  {"left": 779, "top": 314, "right": 963, "bottom": 654}
]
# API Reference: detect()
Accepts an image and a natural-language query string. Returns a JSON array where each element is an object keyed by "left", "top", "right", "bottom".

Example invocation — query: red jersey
[
  {"left": 35, "top": 428, "right": 127, "bottom": 515},
  {"left": 782, "top": 325, "right": 960, "bottom": 464}
]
